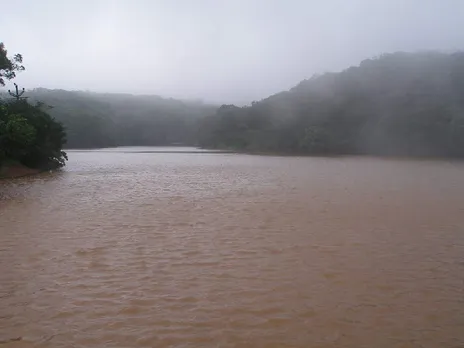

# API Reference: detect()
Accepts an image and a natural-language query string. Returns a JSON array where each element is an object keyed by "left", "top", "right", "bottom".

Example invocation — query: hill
[
  {"left": 199, "top": 51, "right": 464, "bottom": 158},
  {"left": 4, "top": 51, "right": 464, "bottom": 158},
  {"left": 25, "top": 89, "right": 217, "bottom": 149}
]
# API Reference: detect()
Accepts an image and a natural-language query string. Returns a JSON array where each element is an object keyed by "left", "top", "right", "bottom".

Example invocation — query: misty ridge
[
  {"left": 21, "top": 89, "right": 217, "bottom": 149},
  {"left": 11, "top": 51, "right": 464, "bottom": 158}
]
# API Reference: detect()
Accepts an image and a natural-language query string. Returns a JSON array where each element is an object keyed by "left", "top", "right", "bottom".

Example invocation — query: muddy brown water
[{"left": 1, "top": 147, "right": 464, "bottom": 348}]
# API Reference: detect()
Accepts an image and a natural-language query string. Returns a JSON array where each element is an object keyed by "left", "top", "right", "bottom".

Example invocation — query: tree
[
  {"left": 0, "top": 42, "right": 25, "bottom": 86},
  {"left": 1, "top": 100, "right": 68, "bottom": 169},
  {"left": 0, "top": 43, "right": 67, "bottom": 170}
]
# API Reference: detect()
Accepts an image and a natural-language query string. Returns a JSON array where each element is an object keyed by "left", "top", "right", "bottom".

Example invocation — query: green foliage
[
  {"left": 199, "top": 51, "right": 464, "bottom": 158},
  {"left": 0, "top": 100, "right": 67, "bottom": 169},
  {"left": 0, "top": 112, "right": 36, "bottom": 160},
  {"left": 1, "top": 42, "right": 66, "bottom": 170},
  {"left": 0, "top": 42, "right": 25, "bottom": 86}
]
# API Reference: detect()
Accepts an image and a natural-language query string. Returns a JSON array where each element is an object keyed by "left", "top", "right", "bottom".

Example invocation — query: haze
[{"left": 1, "top": 0, "right": 463, "bottom": 104}]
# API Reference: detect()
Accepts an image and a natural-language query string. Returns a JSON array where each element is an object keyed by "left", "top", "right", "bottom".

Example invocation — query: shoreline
[
  {"left": 45, "top": 146, "right": 464, "bottom": 163},
  {"left": 0, "top": 164, "right": 42, "bottom": 179}
]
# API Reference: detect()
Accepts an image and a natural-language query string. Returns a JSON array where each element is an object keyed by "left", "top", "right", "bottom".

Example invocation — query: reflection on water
[{"left": 1, "top": 148, "right": 464, "bottom": 347}]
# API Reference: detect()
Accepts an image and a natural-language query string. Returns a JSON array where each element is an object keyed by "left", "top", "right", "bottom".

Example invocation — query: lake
[{"left": 1, "top": 147, "right": 464, "bottom": 347}]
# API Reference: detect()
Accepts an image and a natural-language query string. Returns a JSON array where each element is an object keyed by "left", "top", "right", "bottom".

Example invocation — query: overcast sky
[{"left": 1, "top": 0, "right": 463, "bottom": 104}]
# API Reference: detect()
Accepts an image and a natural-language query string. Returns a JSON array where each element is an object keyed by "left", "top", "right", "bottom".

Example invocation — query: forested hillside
[
  {"left": 25, "top": 89, "right": 217, "bottom": 148},
  {"left": 3, "top": 51, "right": 464, "bottom": 158},
  {"left": 199, "top": 51, "right": 464, "bottom": 158}
]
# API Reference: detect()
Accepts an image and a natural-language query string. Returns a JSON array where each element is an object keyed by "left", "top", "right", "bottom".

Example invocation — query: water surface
[{"left": 1, "top": 148, "right": 464, "bottom": 347}]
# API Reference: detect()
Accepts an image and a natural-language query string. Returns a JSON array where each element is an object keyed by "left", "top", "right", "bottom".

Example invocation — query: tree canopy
[
  {"left": 0, "top": 42, "right": 24, "bottom": 87},
  {"left": 0, "top": 43, "right": 67, "bottom": 171}
]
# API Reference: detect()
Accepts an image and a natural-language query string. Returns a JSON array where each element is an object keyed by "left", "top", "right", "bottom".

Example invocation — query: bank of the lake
[{"left": 0, "top": 163, "right": 41, "bottom": 179}]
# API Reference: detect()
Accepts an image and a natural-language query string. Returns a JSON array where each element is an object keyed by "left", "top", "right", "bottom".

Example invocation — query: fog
[{"left": 1, "top": 0, "right": 463, "bottom": 104}]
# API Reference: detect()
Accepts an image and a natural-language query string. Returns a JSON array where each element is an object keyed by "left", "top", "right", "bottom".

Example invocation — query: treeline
[
  {"left": 199, "top": 51, "right": 464, "bottom": 158},
  {"left": 3, "top": 49, "right": 464, "bottom": 160},
  {"left": 25, "top": 89, "right": 217, "bottom": 149}
]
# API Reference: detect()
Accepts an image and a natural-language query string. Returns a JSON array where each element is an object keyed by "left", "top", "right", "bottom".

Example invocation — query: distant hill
[
  {"left": 24, "top": 89, "right": 217, "bottom": 148},
  {"left": 3, "top": 51, "right": 464, "bottom": 158},
  {"left": 199, "top": 51, "right": 464, "bottom": 158}
]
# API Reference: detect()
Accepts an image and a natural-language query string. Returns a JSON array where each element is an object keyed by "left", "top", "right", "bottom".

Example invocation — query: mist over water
[{"left": 1, "top": 149, "right": 464, "bottom": 347}]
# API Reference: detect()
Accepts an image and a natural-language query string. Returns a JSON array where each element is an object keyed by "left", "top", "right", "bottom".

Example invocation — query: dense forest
[
  {"left": 24, "top": 89, "right": 216, "bottom": 149},
  {"left": 200, "top": 51, "right": 464, "bottom": 157},
  {"left": 2, "top": 48, "right": 464, "bottom": 161},
  {"left": 0, "top": 43, "right": 67, "bottom": 173}
]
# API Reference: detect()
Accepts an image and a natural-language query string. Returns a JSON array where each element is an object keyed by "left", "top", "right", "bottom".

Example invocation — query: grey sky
[{"left": 1, "top": 0, "right": 463, "bottom": 104}]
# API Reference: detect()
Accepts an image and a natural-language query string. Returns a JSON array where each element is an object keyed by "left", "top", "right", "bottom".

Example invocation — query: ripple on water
[{"left": 1, "top": 151, "right": 464, "bottom": 347}]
